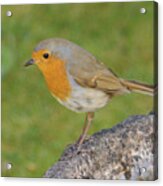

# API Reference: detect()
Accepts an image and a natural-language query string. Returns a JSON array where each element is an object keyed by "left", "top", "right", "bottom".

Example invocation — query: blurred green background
[{"left": 2, "top": 2, "right": 154, "bottom": 177}]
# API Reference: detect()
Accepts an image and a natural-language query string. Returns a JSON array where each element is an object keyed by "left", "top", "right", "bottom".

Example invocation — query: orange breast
[{"left": 37, "top": 57, "right": 72, "bottom": 101}]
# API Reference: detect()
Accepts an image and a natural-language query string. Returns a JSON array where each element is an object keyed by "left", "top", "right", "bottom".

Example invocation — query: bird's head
[
  {"left": 25, "top": 38, "right": 74, "bottom": 100},
  {"left": 25, "top": 38, "right": 67, "bottom": 71},
  {"left": 25, "top": 48, "right": 53, "bottom": 70},
  {"left": 25, "top": 37, "right": 95, "bottom": 73}
]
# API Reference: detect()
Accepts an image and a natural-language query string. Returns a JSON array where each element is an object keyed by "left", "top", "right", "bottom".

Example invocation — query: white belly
[{"left": 56, "top": 84, "right": 109, "bottom": 113}]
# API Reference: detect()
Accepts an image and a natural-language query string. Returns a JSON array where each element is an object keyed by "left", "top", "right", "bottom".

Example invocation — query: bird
[{"left": 25, "top": 38, "right": 155, "bottom": 145}]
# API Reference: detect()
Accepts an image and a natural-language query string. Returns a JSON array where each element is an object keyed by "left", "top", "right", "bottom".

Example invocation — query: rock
[{"left": 44, "top": 113, "right": 158, "bottom": 180}]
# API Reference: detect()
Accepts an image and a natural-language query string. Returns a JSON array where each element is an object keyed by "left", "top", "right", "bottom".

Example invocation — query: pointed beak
[{"left": 24, "top": 59, "right": 35, "bottom": 67}]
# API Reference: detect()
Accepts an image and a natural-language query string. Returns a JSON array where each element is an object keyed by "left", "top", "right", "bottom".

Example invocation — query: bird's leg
[{"left": 77, "top": 112, "right": 94, "bottom": 145}]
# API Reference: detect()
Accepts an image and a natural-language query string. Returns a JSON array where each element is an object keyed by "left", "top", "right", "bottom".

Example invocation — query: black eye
[{"left": 43, "top": 53, "right": 49, "bottom": 59}]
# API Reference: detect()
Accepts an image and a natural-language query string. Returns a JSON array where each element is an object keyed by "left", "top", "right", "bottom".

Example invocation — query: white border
[
  {"left": 0, "top": 0, "right": 157, "bottom": 5},
  {"left": 1, "top": 0, "right": 162, "bottom": 186}
]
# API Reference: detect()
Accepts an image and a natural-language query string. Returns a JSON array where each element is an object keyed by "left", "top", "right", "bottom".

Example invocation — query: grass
[{"left": 2, "top": 2, "right": 155, "bottom": 177}]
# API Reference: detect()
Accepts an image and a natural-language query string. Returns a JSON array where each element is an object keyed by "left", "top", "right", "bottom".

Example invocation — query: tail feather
[{"left": 121, "top": 79, "right": 156, "bottom": 96}]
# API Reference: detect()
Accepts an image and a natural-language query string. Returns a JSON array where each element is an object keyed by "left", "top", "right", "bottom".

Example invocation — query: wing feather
[{"left": 68, "top": 59, "right": 128, "bottom": 95}]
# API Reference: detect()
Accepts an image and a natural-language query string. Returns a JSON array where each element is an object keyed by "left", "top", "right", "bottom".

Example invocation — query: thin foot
[{"left": 77, "top": 112, "right": 94, "bottom": 145}]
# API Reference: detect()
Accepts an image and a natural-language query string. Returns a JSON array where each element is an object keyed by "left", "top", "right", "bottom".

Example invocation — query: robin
[{"left": 25, "top": 38, "right": 155, "bottom": 145}]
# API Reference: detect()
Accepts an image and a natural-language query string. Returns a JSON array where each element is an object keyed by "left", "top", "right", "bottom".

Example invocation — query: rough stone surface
[{"left": 44, "top": 113, "right": 158, "bottom": 180}]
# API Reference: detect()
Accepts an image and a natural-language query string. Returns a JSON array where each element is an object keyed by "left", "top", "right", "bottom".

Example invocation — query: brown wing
[{"left": 69, "top": 58, "right": 129, "bottom": 95}]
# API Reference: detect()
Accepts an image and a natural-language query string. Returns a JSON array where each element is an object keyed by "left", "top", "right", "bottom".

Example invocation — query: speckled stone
[{"left": 44, "top": 113, "right": 158, "bottom": 180}]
